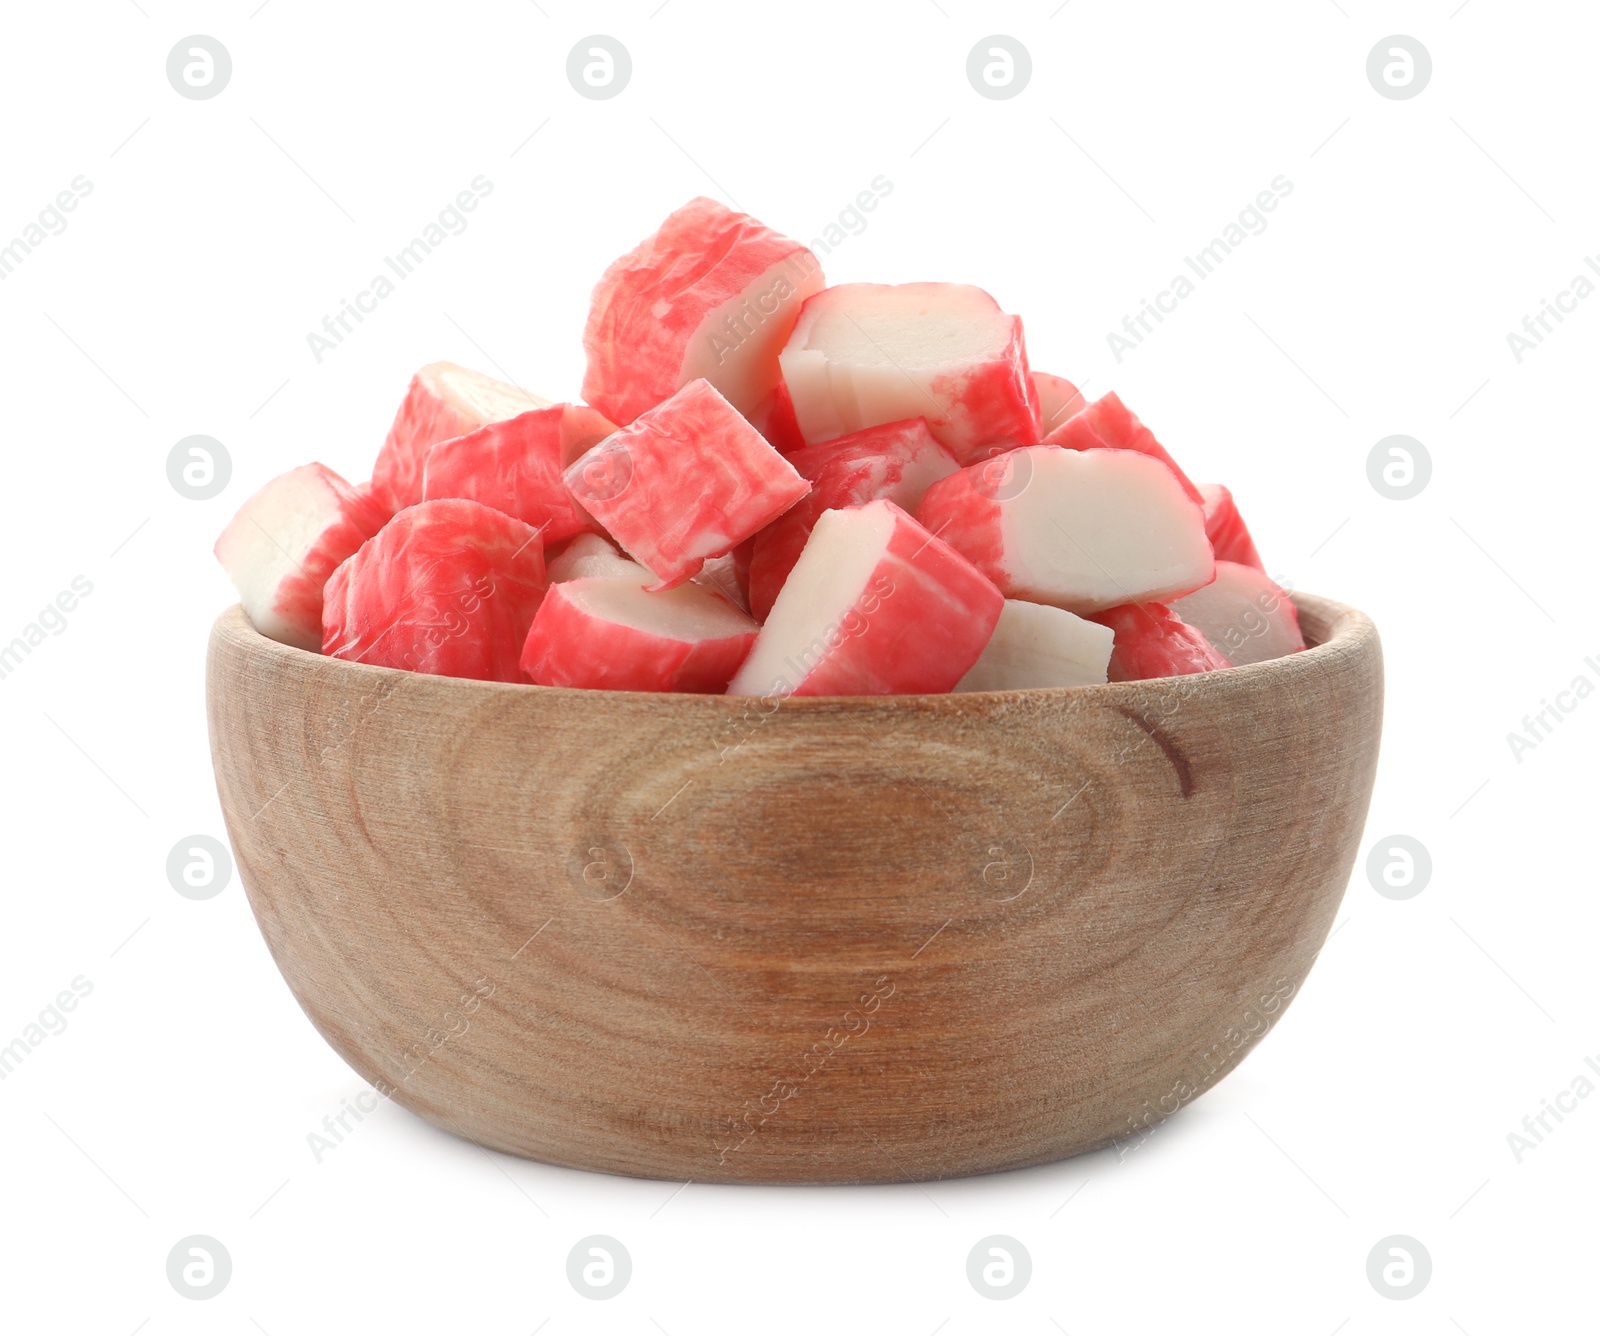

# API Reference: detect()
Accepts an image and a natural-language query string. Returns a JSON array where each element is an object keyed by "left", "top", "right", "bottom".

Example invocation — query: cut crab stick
[
  {"left": 214, "top": 463, "right": 388, "bottom": 651},
  {"left": 914, "top": 446, "right": 1214, "bottom": 614},
  {"left": 554, "top": 531, "right": 751, "bottom": 611},
  {"left": 373, "top": 362, "right": 549, "bottom": 513},
  {"left": 322, "top": 499, "right": 546, "bottom": 682},
  {"left": 1042, "top": 392, "right": 1203, "bottom": 506},
  {"left": 955, "top": 599, "right": 1114, "bottom": 691},
  {"left": 1031, "top": 371, "right": 1086, "bottom": 435},
  {"left": 1199, "top": 483, "right": 1266, "bottom": 571},
  {"left": 1171, "top": 560, "right": 1303, "bottom": 666},
  {"left": 747, "top": 418, "right": 959, "bottom": 621},
  {"left": 778, "top": 282, "right": 1040, "bottom": 463},
  {"left": 1089, "top": 602, "right": 1232, "bottom": 682},
  {"left": 421, "top": 403, "right": 616, "bottom": 545},
  {"left": 563, "top": 378, "right": 810, "bottom": 590},
  {"left": 546, "top": 532, "right": 649, "bottom": 583},
  {"left": 582, "top": 197, "right": 825, "bottom": 426},
  {"left": 747, "top": 379, "right": 807, "bottom": 455},
  {"left": 522, "top": 576, "right": 758, "bottom": 693},
  {"left": 727, "top": 499, "right": 1001, "bottom": 698}
]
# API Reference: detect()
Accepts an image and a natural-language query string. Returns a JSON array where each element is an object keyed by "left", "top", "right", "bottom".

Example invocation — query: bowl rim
[{"left": 209, "top": 590, "right": 1376, "bottom": 710}]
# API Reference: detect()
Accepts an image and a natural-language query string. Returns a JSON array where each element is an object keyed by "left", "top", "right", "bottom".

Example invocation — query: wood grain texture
[{"left": 206, "top": 593, "right": 1382, "bottom": 1183}]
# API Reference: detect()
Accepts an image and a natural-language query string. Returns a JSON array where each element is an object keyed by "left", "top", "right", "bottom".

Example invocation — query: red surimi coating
[
  {"left": 372, "top": 362, "right": 548, "bottom": 514},
  {"left": 778, "top": 282, "right": 1041, "bottom": 463},
  {"left": 522, "top": 576, "right": 758, "bottom": 693},
  {"left": 322, "top": 499, "right": 546, "bottom": 682},
  {"left": 564, "top": 378, "right": 810, "bottom": 590},
  {"left": 1042, "top": 391, "right": 1204, "bottom": 507},
  {"left": 747, "top": 379, "right": 806, "bottom": 455},
  {"left": 1032, "top": 371, "right": 1086, "bottom": 435},
  {"left": 728, "top": 499, "right": 1002, "bottom": 698},
  {"left": 214, "top": 463, "right": 388, "bottom": 651},
  {"left": 422, "top": 403, "right": 616, "bottom": 546},
  {"left": 915, "top": 446, "right": 1214, "bottom": 614},
  {"left": 1199, "top": 483, "right": 1267, "bottom": 571},
  {"left": 582, "top": 197, "right": 824, "bottom": 426},
  {"left": 1089, "top": 603, "right": 1233, "bottom": 682},
  {"left": 747, "top": 418, "right": 959, "bottom": 622}
]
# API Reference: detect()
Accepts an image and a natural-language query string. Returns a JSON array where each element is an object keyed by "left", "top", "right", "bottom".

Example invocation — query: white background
[{"left": 1, "top": 1, "right": 1595, "bottom": 1332}]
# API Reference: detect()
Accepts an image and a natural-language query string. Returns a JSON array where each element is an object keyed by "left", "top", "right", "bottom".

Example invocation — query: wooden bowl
[{"left": 206, "top": 593, "right": 1381, "bottom": 1183}]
